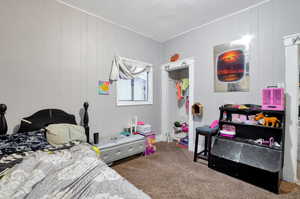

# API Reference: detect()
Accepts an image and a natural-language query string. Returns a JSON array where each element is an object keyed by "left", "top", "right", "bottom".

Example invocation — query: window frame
[{"left": 116, "top": 57, "right": 153, "bottom": 106}]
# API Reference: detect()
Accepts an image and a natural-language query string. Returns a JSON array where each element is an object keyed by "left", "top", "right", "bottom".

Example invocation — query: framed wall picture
[
  {"left": 98, "top": 81, "right": 110, "bottom": 95},
  {"left": 214, "top": 37, "right": 251, "bottom": 92}
]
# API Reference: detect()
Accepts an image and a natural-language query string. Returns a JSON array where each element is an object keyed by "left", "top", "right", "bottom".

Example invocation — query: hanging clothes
[
  {"left": 175, "top": 78, "right": 189, "bottom": 101},
  {"left": 181, "top": 78, "right": 189, "bottom": 97},
  {"left": 181, "top": 78, "right": 189, "bottom": 92},
  {"left": 176, "top": 81, "right": 183, "bottom": 100}
]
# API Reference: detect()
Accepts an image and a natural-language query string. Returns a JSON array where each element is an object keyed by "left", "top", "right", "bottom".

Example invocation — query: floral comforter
[{"left": 0, "top": 144, "right": 151, "bottom": 199}]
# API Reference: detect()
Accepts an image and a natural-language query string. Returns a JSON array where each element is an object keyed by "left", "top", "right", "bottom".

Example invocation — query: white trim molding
[
  {"left": 161, "top": 58, "right": 195, "bottom": 151},
  {"left": 55, "top": 0, "right": 156, "bottom": 42},
  {"left": 283, "top": 33, "right": 300, "bottom": 183},
  {"left": 165, "top": 0, "right": 271, "bottom": 42},
  {"left": 283, "top": 33, "right": 300, "bottom": 47},
  {"left": 56, "top": 0, "right": 271, "bottom": 43}
]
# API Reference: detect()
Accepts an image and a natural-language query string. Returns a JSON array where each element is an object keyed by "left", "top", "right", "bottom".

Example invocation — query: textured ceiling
[{"left": 60, "top": 0, "right": 268, "bottom": 42}]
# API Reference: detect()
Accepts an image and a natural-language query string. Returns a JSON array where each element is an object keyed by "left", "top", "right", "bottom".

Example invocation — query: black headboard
[
  {"left": 0, "top": 104, "right": 8, "bottom": 135},
  {"left": 0, "top": 103, "right": 90, "bottom": 143},
  {"left": 17, "top": 109, "right": 77, "bottom": 133}
]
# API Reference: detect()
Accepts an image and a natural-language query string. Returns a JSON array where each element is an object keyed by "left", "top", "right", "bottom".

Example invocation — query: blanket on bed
[
  {"left": 0, "top": 130, "right": 75, "bottom": 173},
  {"left": 0, "top": 130, "right": 53, "bottom": 156},
  {"left": 0, "top": 144, "right": 151, "bottom": 199}
]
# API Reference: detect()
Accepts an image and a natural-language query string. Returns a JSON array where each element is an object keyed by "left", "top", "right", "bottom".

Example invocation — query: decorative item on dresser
[{"left": 0, "top": 104, "right": 8, "bottom": 135}]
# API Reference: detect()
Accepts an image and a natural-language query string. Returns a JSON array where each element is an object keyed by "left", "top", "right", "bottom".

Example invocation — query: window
[{"left": 117, "top": 62, "right": 153, "bottom": 106}]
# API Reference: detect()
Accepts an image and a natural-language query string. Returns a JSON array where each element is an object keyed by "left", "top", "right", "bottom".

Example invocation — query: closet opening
[{"left": 161, "top": 58, "right": 195, "bottom": 151}]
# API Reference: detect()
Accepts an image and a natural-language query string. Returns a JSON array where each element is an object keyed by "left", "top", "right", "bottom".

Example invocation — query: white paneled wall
[
  {"left": 0, "top": 0, "right": 163, "bottom": 138},
  {"left": 163, "top": 0, "right": 300, "bottom": 181}
]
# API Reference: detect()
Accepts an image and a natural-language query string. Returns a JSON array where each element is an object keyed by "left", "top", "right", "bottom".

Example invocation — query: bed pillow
[{"left": 46, "top": 124, "right": 86, "bottom": 146}]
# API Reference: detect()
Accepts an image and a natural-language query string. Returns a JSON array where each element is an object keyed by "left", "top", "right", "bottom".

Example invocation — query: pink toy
[
  {"left": 262, "top": 88, "right": 284, "bottom": 111},
  {"left": 143, "top": 133, "right": 156, "bottom": 155},
  {"left": 137, "top": 121, "right": 145, "bottom": 125},
  {"left": 210, "top": 120, "right": 219, "bottom": 128},
  {"left": 181, "top": 123, "right": 189, "bottom": 132}
]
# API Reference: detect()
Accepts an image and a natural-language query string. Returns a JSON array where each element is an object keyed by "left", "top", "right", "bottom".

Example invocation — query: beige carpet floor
[{"left": 113, "top": 142, "right": 300, "bottom": 199}]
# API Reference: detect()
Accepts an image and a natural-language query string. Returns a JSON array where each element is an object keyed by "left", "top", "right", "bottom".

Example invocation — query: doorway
[{"left": 161, "top": 58, "right": 195, "bottom": 151}]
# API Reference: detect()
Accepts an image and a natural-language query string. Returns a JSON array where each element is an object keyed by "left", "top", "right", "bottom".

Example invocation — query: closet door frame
[
  {"left": 160, "top": 58, "right": 195, "bottom": 151},
  {"left": 283, "top": 33, "right": 300, "bottom": 183}
]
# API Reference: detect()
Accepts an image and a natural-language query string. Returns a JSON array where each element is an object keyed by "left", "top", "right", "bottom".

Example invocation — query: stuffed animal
[{"left": 255, "top": 113, "right": 280, "bottom": 127}]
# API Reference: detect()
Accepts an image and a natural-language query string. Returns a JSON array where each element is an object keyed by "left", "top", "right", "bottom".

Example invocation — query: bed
[{"left": 0, "top": 103, "right": 151, "bottom": 199}]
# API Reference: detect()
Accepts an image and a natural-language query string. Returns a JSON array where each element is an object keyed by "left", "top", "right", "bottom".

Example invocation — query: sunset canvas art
[{"left": 214, "top": 38, "right": 250, "bottom": 92}]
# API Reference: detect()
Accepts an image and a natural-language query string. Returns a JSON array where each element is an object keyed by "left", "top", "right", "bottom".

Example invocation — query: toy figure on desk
[{"left": 255, "top": 113, "right": 280, "bottom": 127}]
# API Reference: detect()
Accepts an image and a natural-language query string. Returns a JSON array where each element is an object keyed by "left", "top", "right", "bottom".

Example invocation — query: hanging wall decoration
[
  {"left": 98, "top": 81, "right": 110, "bottom": 95},
  {"left": 214, "top": 35, "right": 252, "bottom": 92}
]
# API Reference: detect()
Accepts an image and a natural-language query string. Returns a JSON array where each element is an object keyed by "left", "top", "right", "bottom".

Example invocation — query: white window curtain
[{"left": 110, "top": 56, "right": 151, "bottom": 81}]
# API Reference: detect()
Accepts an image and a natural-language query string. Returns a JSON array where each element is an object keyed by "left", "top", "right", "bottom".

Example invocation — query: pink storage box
[{"left": 262, "top": 88, "right": 284, "bottom": 111}]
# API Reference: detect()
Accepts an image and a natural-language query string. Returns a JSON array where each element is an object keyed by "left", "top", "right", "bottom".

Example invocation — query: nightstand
[{"left": 95, "top": 134, "right": 145, "bottom": 165}]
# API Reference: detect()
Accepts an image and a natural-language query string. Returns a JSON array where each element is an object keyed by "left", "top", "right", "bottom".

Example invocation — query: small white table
[{"left": 95, "top": 134, "right": 145, "bottom": 165}]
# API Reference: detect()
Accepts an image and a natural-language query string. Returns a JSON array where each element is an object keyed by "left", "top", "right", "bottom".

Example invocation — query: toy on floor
[
  {"left": 255, "top": 113, "right": 280, "bottom": 127},
  {"left": 143, "top": 133, "right": 156, "bottom": 155},
  {"left": 136, "top": 121, "right": 156, "bottom": 155}
]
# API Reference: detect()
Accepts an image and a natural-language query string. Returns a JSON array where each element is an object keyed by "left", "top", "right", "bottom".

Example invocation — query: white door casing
[
  {"left": 283, "top": 33, "right": 300, "bottom": 182},
  {"left": 161, "top": 58, "right": 195, "bottom": 151}
]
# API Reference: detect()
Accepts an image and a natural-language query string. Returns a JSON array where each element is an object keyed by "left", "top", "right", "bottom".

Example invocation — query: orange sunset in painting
[{"left": 217, "top": 50, "right": 245, "bottom": 82}]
